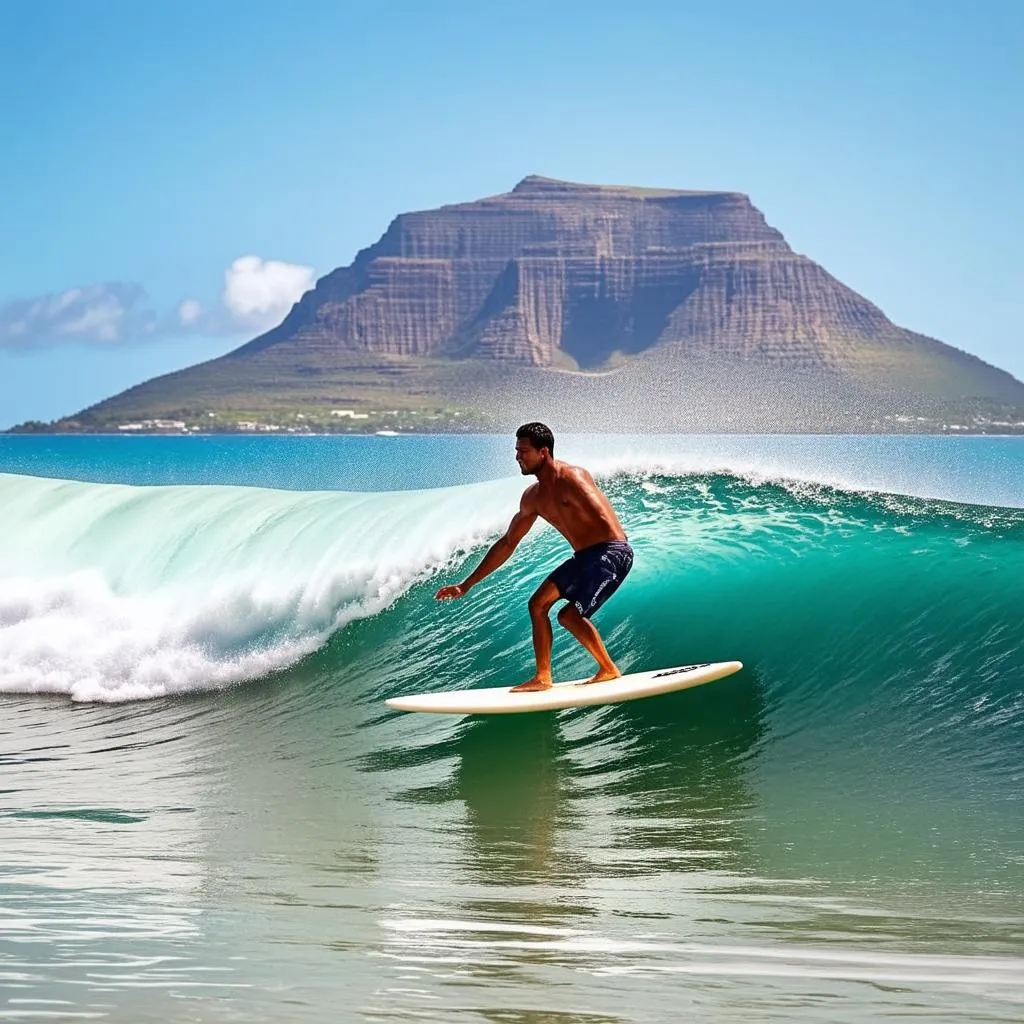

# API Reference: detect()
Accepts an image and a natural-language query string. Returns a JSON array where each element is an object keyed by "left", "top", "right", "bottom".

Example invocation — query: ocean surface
[{"left": 0, "top": 433, "right": 1021, "bottom": 1022}]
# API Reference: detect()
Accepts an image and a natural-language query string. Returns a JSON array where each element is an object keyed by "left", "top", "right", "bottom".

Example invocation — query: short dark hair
[{"left": 516, "top": 422, "right": 554, "bottom": 454}]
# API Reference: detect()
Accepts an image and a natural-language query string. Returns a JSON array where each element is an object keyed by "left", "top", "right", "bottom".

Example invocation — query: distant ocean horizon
[{"left": 1, "top": 433, "right": 1021, "bottom": 1022}]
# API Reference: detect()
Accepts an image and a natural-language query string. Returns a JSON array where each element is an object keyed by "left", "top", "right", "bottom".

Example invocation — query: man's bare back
[
  {"left": 435, "top": 423, "right": 633, "bottom": 693},
  {"left": 523, "top": 462, "right": 627, "bottom": 552}
]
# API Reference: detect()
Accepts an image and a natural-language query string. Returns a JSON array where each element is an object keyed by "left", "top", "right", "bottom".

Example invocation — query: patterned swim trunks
[{"left": 546, "top": 540, "right": 634, "bottom": 620}]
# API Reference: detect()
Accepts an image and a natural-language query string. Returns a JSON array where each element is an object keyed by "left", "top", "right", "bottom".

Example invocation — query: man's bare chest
[{"left": 536, "top": 486, "right": 578, "bottom": 524}]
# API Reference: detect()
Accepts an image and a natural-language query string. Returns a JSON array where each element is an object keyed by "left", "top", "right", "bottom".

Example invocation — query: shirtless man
[{"left": 435, "top": 422, "right": 633, "bottom": 692}]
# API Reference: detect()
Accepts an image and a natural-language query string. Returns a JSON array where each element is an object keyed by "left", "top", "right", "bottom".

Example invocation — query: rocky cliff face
[
  {"left": 232, "top": 176, "right": 1019, "bottom": 403},
  {"left": 240, "top": 177, "right": 798, "bottom": 367}
]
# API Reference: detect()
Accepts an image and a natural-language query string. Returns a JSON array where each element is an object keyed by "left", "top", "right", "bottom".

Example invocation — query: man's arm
[{"left": 435, "top": 490, "right": 538, "bottom": 599}]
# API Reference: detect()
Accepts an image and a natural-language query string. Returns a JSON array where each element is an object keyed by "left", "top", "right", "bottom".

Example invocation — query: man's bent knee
[{"left": 529, "top": 587, "right": 559, "bottom": 618}]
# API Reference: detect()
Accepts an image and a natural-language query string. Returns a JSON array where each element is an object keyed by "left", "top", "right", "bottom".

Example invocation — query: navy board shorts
[{"left": 547, "top": 540, "right": 634, "bottom": 620}]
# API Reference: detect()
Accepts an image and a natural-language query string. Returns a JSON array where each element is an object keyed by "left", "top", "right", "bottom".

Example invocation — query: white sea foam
[{"left": 0, "top": 473, "right": 522, "bottom": 701}]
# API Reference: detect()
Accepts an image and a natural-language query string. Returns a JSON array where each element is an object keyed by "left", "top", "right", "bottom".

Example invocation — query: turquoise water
[{"left": 1, "top": 435, "right": 1022, "bottom": 1021}]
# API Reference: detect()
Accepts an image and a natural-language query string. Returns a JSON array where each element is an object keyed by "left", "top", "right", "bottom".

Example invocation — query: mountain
[{"left": 17, "top": 176, "right": 1024, "bottom": 434}]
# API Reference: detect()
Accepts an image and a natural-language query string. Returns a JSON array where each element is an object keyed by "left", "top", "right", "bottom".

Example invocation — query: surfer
[{"left": 435, "top": 422, "right": 633, "bottom": 692}]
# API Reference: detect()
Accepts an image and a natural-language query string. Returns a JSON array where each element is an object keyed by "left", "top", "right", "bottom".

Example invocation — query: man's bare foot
[
  {"left": 510, "top": 676, "right": 553, "bottom": 693},
  {"left": 584, "top": 667, "right": 621, "bottom": 685}
]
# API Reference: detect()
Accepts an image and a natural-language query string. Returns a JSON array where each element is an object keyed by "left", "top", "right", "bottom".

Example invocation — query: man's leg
[
  {"left": 511, "top": 580, "right": 561, "bottom": 692},
  {"left": 557, "top": 602, "right": 621, "bottom": 684}
]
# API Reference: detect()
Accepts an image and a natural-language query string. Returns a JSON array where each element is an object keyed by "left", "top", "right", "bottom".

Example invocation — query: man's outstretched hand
[{"left": 435, "top": 583, "right": 468, "bottom": 600}]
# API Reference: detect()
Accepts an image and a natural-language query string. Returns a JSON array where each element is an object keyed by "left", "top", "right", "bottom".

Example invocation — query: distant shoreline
[{"left": 5, "top": 426, "right": 1024, "bottom": 438}]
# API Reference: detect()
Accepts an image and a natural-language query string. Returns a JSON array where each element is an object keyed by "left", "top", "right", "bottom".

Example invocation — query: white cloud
[
  {"left": 222, "top": 256, "right": 315, "bottom": 328},
  {"left": 0, "top": 284, "right": 155, "bottom": 350},
  {"left": 178, "top": 298, "right": 202, "bottom": 326},
  {"left": 1, "top": 256, "right": 316, "bottom": 350}
]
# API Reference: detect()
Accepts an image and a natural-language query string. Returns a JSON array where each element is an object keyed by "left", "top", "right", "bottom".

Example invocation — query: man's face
[{"left": 515, "top": 438, "right": 546, "bottom": 475}]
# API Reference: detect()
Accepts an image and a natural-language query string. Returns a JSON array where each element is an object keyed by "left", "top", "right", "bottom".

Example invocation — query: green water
[{"left": 1, "top": 436, "right": 1022, "bottom": 1021}]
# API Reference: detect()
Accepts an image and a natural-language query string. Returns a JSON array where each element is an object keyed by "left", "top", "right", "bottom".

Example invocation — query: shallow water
[{"left": 1, "top": 434, "right": 1022, "bottom": 1021}]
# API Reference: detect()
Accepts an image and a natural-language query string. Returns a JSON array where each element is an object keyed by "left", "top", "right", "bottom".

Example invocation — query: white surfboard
[{"left": 385, "top": 660, "right": 742, "bottom": 715}]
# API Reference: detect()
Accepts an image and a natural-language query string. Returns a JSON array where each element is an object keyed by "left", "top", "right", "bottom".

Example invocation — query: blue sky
[{"left": 1, "top": 0, "right": 1021, "bottom": 428}]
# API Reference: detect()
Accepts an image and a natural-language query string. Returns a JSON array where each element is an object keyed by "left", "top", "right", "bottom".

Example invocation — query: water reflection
[
  {"left": 575, "top": 670, "right": 766, "bottom": 879},
  {"left": 452, "top": 714, "right": 585, "bottom": 885},
  {"left": 369, "top": 667, "right": 767, "bottom": 901}
]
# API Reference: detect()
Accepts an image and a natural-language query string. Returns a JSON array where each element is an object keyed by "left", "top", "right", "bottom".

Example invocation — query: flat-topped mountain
[
  {"left": 238, "top": 175, "right": 1019, "bottom": 389},
  {"left": 243, "top": 176, "right": 789, "bottom": 368},
  {"left": 18, "top": 176, "right": 1024, "bottom": 434}
]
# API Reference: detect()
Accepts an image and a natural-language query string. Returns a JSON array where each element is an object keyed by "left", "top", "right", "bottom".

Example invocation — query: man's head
[{"left": 515, "top": 422, "right": 555, "bottom": 475}]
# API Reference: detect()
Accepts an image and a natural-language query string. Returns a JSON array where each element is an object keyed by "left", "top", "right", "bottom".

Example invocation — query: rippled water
[{"left": 1, "top": 434, "right": 1022, "bottom": 1022}]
